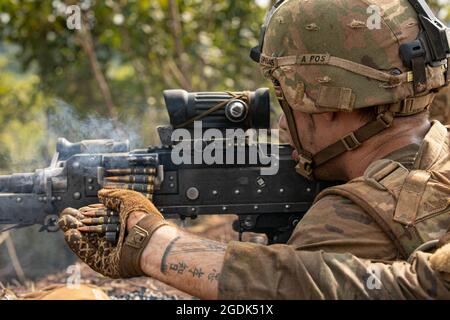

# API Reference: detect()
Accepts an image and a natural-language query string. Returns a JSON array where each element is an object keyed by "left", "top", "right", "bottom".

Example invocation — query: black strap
[
  {"left": 314, "top": 112, "right": 394, "bottom": 167},
  {"left": 411, "top": 56, "right": 428, "bottom": 94}
]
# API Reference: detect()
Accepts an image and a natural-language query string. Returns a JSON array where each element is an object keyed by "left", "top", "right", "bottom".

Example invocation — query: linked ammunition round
[
  {"left": 78, "top": 224, "right": 120, "bottom": 233},
  {"left": 82, "top": 208, "right": 118, "bottom": 217},
  {"left": 105, "top": 168, "right": 157, "bottom": 175},
  {"left": 105, "top": 175, "right": 155, "bottom": 184},
  {"left": 81, "top": 216, "right": 120, "bottom": 225},
  {"left": 103, "top": 182, "right": 154, "bottom": 193}
]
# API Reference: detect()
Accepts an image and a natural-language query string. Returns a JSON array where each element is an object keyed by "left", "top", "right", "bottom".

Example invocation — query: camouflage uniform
[
  {"left": 430, "top": 86, "right": 450, "bottom": 125},
  {"left": 219, "top": 122, "right": 450, "bottom": 299},
  {"left": 218, "top": 0, "right": 450, "bottom": 299}
]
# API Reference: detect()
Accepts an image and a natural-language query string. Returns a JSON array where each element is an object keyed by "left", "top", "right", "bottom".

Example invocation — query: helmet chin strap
[
  {"left": 274, "top": 84, "right": 403, "bottom": 181},
  {"left": 274, "top": 85, "right": 314, "bottom": 180}
]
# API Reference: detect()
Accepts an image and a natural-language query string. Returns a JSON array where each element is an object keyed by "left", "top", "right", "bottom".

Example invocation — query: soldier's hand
[
  {"left": 98, "top": 188, "right": 164, "bottom": 232},
  {"left": 58, "top": 190, "right": 170, "bottom": 279},
  {"left": 58, "top": 205, "right": 121, "bottom": 278}
]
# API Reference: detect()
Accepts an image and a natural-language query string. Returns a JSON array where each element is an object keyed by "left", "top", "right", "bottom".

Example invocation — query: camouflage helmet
[{"left": 252, "top": 0, "right": 450, "bottom": 179}]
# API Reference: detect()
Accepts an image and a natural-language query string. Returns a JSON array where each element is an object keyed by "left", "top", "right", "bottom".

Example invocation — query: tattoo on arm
[
  {"left": 169, "top": 261, "right": 188, "bottom": 274},
  {"left": 161, "top": 236, "right": 181, "bottom": 274},
  {"left": 188, "top": 267, "right": 205, "bottom": 278},
  {"left": 166, "top": 261, "right": 221, "bottom": 282},
  {"left": 160, "top": 236, "right": 226, "bottom": 279},
  {"left": 207, "top": 269, "right": 221, "bottom": 282}
]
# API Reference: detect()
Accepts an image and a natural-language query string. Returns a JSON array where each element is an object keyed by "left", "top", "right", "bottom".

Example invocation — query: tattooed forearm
[
  {"left": 160, "top": 235, "right": 226, "bottom": 279},
  {"left": 162, "top": 237, "right": 226, "bottom": 261},
  {"left": 141, "top": 226, "right": 225, "bottom": 299}
]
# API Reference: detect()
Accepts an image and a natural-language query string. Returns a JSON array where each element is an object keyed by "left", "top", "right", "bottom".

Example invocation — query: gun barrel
[{"left": 0, "top": 173, "right": 36, "bottom": 193}]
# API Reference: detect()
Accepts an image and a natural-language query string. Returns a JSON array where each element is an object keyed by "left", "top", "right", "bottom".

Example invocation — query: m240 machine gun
[{"left": 0, "top": 88, "right": 334, "bottom": 244}]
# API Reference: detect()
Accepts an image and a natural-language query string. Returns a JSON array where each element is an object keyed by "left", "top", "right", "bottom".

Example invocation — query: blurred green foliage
[{"left": 0, "top": 45, "right": 52, "bottom": 172}]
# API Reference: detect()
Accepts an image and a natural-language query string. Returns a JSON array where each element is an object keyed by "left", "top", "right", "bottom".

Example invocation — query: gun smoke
[
  {"left": 47, "top": 100, "right": 143, "bottom": 150},
  {"left": 0, "top": 99, "right": 151, "bottom": 283}
]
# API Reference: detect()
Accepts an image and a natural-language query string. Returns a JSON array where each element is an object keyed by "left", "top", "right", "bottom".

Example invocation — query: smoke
[
  {"left": 47, "top": 99, "right": 143, "bottom": 149},
  {"left": 0, "top": 100, "right": 152, "bottom": 283}
]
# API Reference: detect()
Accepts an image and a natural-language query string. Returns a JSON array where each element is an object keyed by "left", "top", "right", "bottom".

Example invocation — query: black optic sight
[{"left": 163, "top": 88, "right": 270, "bottom": 130}]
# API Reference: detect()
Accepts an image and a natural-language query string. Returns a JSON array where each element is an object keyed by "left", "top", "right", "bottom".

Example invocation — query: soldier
[{"left": 58, "top": 0, "right": 450, "bottom": 299}]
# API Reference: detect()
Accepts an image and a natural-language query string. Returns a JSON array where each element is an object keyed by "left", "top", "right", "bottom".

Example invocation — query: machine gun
[{"left": 0, "top": 88, "right": 334, "bottom": 244}]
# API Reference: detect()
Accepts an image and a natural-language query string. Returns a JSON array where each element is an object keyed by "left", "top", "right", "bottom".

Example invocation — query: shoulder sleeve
[
  {"left": 218, "top": 241, "right": 450, "bottom": 300},
  {"left": 288, "top": 194, "right": 399, "bottom": 260}
]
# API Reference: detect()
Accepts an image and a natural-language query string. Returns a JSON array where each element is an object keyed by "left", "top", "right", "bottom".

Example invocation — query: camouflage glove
[{"left": 59, "top": 189, "right": 171, "bottom": 279}]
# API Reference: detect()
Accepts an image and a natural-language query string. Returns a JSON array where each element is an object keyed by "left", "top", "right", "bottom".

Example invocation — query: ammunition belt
[{"left": 103, "top": 167, "right": 157, "bottom": 201}]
